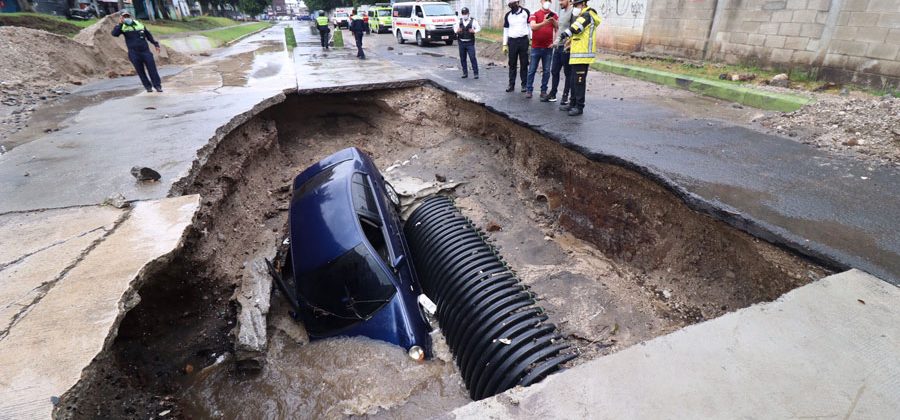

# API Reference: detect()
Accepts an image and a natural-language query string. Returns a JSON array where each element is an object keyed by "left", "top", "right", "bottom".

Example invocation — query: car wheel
[
  {"left": 397, "top": 30, "right": 405, "bottom": 44},
  {"left": 445, "top": 39, "right": 453, "bottom": 46},
  {"left": 416, "top": 31, "right": 424, "bottom": 47}
]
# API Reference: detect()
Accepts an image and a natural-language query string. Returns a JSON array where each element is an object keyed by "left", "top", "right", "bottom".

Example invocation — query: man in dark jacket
[
  {"left": 349, "top": 9, "right": 366, "bottom": 59},
  {"left": 111, "top": 12, "right": 163, "bottom": 93}
]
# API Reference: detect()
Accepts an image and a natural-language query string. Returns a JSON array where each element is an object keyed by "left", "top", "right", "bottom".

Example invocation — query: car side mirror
[{"left": 392, "top": 255, "right": 406, "bottom": 269}]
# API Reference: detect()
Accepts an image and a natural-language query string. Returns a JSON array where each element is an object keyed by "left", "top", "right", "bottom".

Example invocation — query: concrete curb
[{"left": 593, "top": 60, "right": 813, "bottom": 112}]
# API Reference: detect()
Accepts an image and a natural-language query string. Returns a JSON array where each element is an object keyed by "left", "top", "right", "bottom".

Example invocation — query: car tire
[
  {"left": 445, "top": 39, "right": 453, "bottom": 46},
  {"left": 416, "top": 31, "right": 424, "bottom": 47},
  {"left": 397, "top": 30, "right": 405, "bottom": 44}
]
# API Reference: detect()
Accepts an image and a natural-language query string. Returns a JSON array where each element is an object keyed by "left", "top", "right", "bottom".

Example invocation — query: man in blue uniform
[
  {"left": 349, "top": 9, "right": 367, "bottom": 59},
  {"left": 112, "top": 12, "right": 163, "bottom": 93}
]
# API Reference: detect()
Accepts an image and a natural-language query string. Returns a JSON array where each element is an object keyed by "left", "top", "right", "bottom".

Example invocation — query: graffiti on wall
[{"left": 597, "top": 0, "right": 645, "bottom": 18}]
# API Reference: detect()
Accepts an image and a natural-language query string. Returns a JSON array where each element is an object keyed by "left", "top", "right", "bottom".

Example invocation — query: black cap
[{"left": 461, "top": 7, "right": 469, "bottom": 14}]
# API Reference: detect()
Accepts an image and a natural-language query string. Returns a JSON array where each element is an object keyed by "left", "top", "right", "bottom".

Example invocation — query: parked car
[
  {"left": 272, "top": 147, "right": 432, "bottom": 360},
  {"left": 67, "top": 7, "right": 98, "bottom": 20},
  {"left": 392, "top": 1, "right": 457, "bottom": 46},
  {"left": 333, "top": 8, "right": 351, "bottom": 28}
]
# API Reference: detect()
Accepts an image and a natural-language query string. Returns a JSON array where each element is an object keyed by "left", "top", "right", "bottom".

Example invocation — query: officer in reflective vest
[
  {"left": 316, "top": 11, "right": 331, "bottom": 49},
  {"left": 558, "top": 0, "right": 600, "bottom": 116},
  {"left": 111, "top": 11, "right": 162, "bottom": 93}
]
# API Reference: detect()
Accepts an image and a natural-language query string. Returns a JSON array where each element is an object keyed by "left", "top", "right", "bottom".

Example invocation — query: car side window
[
  {"left": 351, "top": 173, "right": 391, "bottom": 264},
  {"left": 415, "top": 5, "right": 423, "bottom": 18}
]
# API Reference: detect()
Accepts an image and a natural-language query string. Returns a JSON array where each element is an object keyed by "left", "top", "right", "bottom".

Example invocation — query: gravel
[{"left": 760, "top": 94, "right": 900, "bottom": 166}]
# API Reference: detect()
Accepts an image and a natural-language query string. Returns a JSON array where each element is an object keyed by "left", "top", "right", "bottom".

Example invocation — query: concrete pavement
[
  {"left": 0, "top": 26, "right": 295, "bottom": 418},
  {"left": 449, "top": 269, "right": 900, "bottom": 419}
]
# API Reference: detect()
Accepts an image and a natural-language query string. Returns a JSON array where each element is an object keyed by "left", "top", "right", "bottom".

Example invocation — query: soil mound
[{"left": 0, "top": 16, "right": 191, "bottom": 87}]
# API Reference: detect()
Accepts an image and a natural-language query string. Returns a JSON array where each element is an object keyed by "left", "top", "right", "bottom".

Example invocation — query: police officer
[
  {"left": 349, "top": 9, "right": 367, "bottom": 59},
  {"left": 112, "top": 11, "right": 162, "bottom": 93},
  {"left": 456, "top": 7, "right": 480, "bottom": 79},
  {"left": 558, "top": 0, "right": 600, "bottom": 116},
  {"left": 316, "top": 10, "right": 330, "bottom": 49}
]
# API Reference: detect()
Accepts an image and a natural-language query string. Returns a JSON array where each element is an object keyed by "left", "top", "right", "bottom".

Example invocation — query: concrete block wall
[
  {"left": 640, "top": 0, "right": 717, "bottom": 59},
  {"left": 596, "top": 0, "right": 652, "bottom": 52},
  {"left": 640, "top": 0, "right": 900, "bottom": 88}
]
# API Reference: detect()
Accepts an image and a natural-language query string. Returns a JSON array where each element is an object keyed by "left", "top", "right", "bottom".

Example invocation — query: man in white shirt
[
  {"left": 502, "top": 0, "right": 531, "bottom": 92},
  {"left": 456, "top": 7, "right": 481, "bottom": 79}
]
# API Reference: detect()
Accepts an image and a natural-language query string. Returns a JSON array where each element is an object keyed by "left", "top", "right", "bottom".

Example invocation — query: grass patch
[
  {"left": 604, "top": 55, "right": 825, "bottom": 90},
  {"left": 145, "top": 16, "right": 240, "bottom": 35},
  {"left": 202, "top": 22, "right": 271, "bottom": 44},
  {"left": 284, "top": 26, "right": 297, "bottom": 49},
  {"left": 477, "top": 27, "right": 503, "bottom": 43},
  {"left": 0, "top": 13, "right": 96, "bottom": 37},
  {"left": 333, "top": 28, "right": 344, "bottom": 48}
]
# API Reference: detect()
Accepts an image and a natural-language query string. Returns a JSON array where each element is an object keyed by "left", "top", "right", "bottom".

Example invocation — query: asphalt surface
[{"left": 316, "top": 27, "right": 900, "bottom": 283}]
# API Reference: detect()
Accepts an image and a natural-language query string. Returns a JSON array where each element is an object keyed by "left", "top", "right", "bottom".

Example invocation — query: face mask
[
  {"left": 543, "top": 2, "right": 551, "bottom": 10},
  {"left": 572, "top": 7, "right": 581, "bottom": 15},
  {"left": 462, "top": 14, "right": 469, "bottom": 19},
  {"left": 124, "top": 18, "right": 133, "bottom": 25}
]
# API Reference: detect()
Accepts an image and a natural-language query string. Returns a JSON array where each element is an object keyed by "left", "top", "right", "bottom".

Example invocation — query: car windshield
[
  {"left": 378, "top": 9, "right": 391, "bottom": 16},
  {"left": 422, "top": 3, "right": 454, "bottom": 16},
  {"left": 299, "top": 243, "right": 396, "bottom": 334},
  {"left": 336, "top": 13, "right": 348, "bottom": 17}
]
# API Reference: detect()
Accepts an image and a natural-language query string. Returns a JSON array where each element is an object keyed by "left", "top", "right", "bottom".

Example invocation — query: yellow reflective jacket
[
  {"left": 566, "top": 7, "right": 601, "bottom": 65},
  {"left": 316, "top": 15, "right": 329, "bottom": 27}
]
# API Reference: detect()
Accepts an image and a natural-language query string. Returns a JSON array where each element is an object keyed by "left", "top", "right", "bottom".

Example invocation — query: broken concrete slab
[
  {"left": 449, "top": 269, "right": 900, "bottom": 419},
  {"left": 0, "top": 195, "right": 199, "bottom": 419},
  {"left": 234, "top": 256, "right": 274, "bottom": 371},
  {"left": 0, "top": 205, "right": 123, "bottom": 265}
]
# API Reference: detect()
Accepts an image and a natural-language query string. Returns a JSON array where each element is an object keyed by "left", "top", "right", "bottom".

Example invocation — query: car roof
[{"left": 289, "top": 148, "right": 373, "bottom": 273}]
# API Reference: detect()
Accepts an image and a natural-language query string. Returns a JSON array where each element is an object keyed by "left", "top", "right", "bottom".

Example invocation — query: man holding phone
[
  {"left": 525, "top": 1, "right": 557, "bottom": 99},
  {"left": 456, "top": 7, "right": 481, "bottom": 79},
  {"left": 111, "top": 11, "right": 162, "bottom": 93}
]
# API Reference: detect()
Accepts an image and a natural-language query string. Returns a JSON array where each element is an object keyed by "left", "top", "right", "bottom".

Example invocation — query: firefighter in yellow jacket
[{"left": 558, "top": 0, "right": 601, "bottom": 116}]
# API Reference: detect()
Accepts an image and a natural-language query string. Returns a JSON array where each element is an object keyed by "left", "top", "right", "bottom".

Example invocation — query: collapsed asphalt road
[
  {"left": 0, "top": 21, "right": 899, "bottom": 420},
  {"left": 350, "top": 28, "right": 900, "bottom": 284}
]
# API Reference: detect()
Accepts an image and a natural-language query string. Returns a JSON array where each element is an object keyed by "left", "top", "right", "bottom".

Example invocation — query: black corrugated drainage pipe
[{"left": 404, "top": 195, "right": 577, "bottom": 400}]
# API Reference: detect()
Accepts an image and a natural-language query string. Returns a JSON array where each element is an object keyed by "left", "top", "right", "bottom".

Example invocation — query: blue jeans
[
  {"left": 549, "top": 46, "right": 571, "bottom": 99},
  {"left": 526, "top": 47, "right": 552, "bottom": 93},
  {"left": 459, "top": 41, "right": 478, "bottom": 75}
]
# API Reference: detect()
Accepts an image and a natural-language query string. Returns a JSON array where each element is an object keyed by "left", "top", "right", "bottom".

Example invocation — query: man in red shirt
[{"left": 525, "top": 0, "right": 557, "bottom": 99}]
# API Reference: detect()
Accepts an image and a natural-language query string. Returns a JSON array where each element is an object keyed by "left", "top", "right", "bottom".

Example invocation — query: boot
[{"left": 567, "top": 107, "right": 583, "bottom": 116}]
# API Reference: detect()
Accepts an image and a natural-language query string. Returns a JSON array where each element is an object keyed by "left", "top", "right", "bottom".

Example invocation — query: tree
[
  {"left": 238, "top": 0, "right": 269, "bottom": 16},
  {"left": 304, "top": 0, "right": 350, "bottom": 13}
]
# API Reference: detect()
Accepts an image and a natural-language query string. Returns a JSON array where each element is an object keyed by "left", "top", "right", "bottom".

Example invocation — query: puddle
[
  {"left": 394, "top": 52, "right": 445, "bottom": 58},
  {"left": 57, "top": 86, "right": 828, "bottom": 419}
]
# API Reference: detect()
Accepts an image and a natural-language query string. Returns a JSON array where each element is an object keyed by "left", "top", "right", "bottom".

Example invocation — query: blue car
[{"left": 272, "top": 148, "right": 432, "bottom": 359}]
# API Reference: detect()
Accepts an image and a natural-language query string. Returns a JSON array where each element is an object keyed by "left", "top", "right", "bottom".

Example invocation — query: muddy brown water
[{"left": 57, "top": 86, "right": 828, "bottom": 419}]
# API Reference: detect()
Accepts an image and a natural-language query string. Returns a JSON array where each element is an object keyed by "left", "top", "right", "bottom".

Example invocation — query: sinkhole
[{"left": 55, "top": 86, "right": 829, "bottom": 419}]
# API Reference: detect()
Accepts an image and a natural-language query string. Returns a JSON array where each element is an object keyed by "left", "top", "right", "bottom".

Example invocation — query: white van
[{"left": 392, "top": 1, "right": 457, "bottom": 46}]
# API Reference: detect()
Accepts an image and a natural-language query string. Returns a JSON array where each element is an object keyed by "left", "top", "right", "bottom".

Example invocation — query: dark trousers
[
  {"left": 458, "top": 41, "right": 478, "bottom": 76},
  {"left": 318, "top": 27, "right": 330, "bottom": 47},
  {"left": 507, "top": 36, "right": 529, "bottom": 88},
  {"left": 128, "top": 49, "right": 161, "bottom": 90},
  {"left": 549, "top": 46, "right": 572, "bottom": 100},
  {"left": 353, "top": 32, "right": 365, "bottom": 58},
  {"left": 570, "top": 63, "right": 589, "bottom": 109}
]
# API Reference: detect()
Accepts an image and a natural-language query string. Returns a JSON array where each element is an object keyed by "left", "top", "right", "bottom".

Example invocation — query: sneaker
[
  {"left": 520, "top": 86, "right": 526, "bottom": 92},
  {"left": 559, "top": 104, "right": 572, "bottom": 111},
  {"left": 525, "top": 92, "right": 532, "bottom": 98},
  {"left": 474, "top": 74, "right": 479, "bottom": 79},
  {"left": 539, "top": 92, "right": 548, "bottom": 101},
  {"left": 506, "top": 85, "right": 514, "bottom": 92},
  {"left": 145, "top": 88, "right": 153, "bottom": 93},
  {"left": 548, "top": 95, "right": 557, "bottom": 102},
  {"left": 461, "top": 74, "right": 468, "bottom": 79},
  {"left": 560, "top": 97, "right": 568, "bottom": 106},
  {"left": 155, "top": 87, "right": 163, "bottom": 93},
  {"left": 567, "top": 107, "right": 584, "bottom": 116}
]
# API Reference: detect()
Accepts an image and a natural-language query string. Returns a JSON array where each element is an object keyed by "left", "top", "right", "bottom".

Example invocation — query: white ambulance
[{"left": 392, "top": 1, "right": 458, "bottom": 46}]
